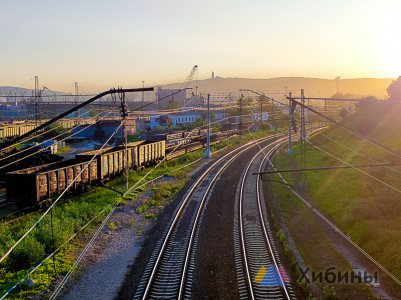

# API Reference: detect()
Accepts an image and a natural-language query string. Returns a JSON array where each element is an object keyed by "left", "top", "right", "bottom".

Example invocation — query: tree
[
  {"left": 387, "top": 76, "right": 401, "bottom": 100},
  {"left": 339, "top": 107, "right": 348, "bottom": 119},
  {"left": 43, "top": 122, "right": 68, "bottom": 140},
  {"left": 168, "top": 98, "right": 179, "bottom": 109}
]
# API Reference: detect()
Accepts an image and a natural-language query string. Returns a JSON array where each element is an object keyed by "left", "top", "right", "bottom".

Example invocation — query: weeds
[
  {"left": 144, "top": 213, "right": 156, "bottom": 220},
  {"left": 323, "top": 285, "right": 336, "bottom": 300},
  {"left": 108, "top": 222, "right": 117, "bottom": 231}
]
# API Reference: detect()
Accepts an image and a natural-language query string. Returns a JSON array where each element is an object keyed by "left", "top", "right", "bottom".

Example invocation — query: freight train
[
  {"left": 6, "top": 129, "right": 240, "bottom": 210},
  {"left": 0, "top": 118, "right": 97, "bottom": 141}
]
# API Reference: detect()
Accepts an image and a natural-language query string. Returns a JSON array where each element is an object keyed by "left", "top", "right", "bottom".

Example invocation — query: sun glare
[{"left": 377, "top": 11, "right": 401, "bottom": 77}]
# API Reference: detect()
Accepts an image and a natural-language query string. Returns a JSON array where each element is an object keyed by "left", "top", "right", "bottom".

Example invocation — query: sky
[{"left": 1, "top": 0, "right": 401, "bottom": 93}]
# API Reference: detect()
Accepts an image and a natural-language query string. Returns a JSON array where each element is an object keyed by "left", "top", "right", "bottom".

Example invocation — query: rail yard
[
  {"left": 1, "top": 82, "right": 401, "bottom": 300},
  {"left": 1, "top": 77, "right": 401, "bottom": 300},
  {"left": 1, "top": 76, "right": 401, "bottom": 300},
  {"left": 4, "top": 0, "right": 401, "bottom": 298}
]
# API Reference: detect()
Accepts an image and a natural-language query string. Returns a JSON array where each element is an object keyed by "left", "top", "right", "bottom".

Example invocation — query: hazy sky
[{"left": 1, "top": 0, "right": 400, "bottom": 93}]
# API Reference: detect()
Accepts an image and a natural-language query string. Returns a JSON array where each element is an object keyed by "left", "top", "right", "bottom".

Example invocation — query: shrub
[
  {"left": 299, "top": 277, "right": 308, "bottom": 291},
  {"left": 307, "top": 293, "right": 317, "bottom": 300},
  {"left": 35, "top": 218, "right": 74, "bottom": 254},
  {"left": 277, "top": 229, "right": 286, "bottom": 243},
  {"left": 108, "top": 222, "right": 117, "bottom": 231},
  {"left": 323, "top": 285, "right": 336, "bottom": 300},
  {"left": 145, "top": 213, "right": 156, "bottom": 220},
  {"left": 8, "top": 235, "right": 45, "bottom": 271}
]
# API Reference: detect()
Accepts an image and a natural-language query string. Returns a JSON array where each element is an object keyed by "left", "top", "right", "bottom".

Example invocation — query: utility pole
[
  {"left": 202, "top": 95, "right": 205, "bottom": 126},
  {"left": 142, "top": 81, "right": 145, "bottom": 116},
  {"left": 75, "top": 82, "right": 80, "bottom": 125},
  {"left": 34, "top": 76, "right": 39, "bottom": 127},
  {"left": 260, "top": 94, "right": 263, "bottom": 124},
  {"left": 273, "top": 100, "right": 276, "bottom": 134},
  {"left": 288, "top": 92, "right": 292, "bottom": 154},
  {"left": 307, "top": 98, "right": 310, "bottom": 126},
  {"left": 240, "top": 94, "right": 243, "bottom": 132},
  {"left": 206, "top": 94, "right": 211, "bottom": 158},
  {"left": 300, "top": 89, "right": 307, "bottom": 189},
  {"left": 335, "top": 76, "right": 340, "bottom": 94},
  {"left": 119, "top": 88, "right": 129, "bottom": 190}
]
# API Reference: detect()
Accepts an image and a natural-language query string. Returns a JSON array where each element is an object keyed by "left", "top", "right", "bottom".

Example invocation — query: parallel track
[
  {"left": 134, "top": 135, "right": 282, "bottom": 299},
  {"left": 236, "top": 138, "right": 295, "bottom": 299}
]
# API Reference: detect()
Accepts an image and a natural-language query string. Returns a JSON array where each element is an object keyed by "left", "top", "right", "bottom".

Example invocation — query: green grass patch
[
  {"left": 56, "top": 145, "right": 71, "bottom": 154},
  {"left": 271, "top": 101, "right": 401, "bottom": 290}
]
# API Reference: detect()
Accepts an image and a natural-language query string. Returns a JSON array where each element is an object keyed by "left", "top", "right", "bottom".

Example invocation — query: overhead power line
[
  {"left": 0, "top": 87, "right": 154, "bottom": 151},
  {"left": 288, "top": 97, "right": 401, "bottom": 160}
]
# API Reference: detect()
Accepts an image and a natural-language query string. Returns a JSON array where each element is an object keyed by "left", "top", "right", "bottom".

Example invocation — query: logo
[{"left": 254, "top": 265, "right": 290, "bottom": 287}]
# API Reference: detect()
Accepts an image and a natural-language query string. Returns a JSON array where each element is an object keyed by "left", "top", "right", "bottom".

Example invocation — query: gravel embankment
[{"left": 57, "top": 159, "right": 210, "bottom": 300}]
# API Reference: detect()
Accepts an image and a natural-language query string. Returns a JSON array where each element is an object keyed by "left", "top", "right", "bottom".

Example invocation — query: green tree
[
  {"left": 43, "top": 122, "right": 69, "bottom": 140},
  {"left": 168, "top": 99, "right": 179, "bottom": 109},
  {"left": 387, "top": 76, "right": 401, "bottom": 100}
]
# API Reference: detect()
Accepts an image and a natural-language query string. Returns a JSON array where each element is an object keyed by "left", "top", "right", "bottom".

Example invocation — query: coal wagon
[
  {"left": 6, "top": 159, "right": 98, "bottom": 209},
  {"left": 76, "top": 141, "right": 144, "bottom": 180}
]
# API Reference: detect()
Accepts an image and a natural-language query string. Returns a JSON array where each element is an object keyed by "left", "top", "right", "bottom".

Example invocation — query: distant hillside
[
  {"left": 1, "top": 77, "right": 395, "bottom": 103},
  {"left": 0, "top": 87, "right": 35, "bottom": 97},
  {"left": 0, "top": 86, "right": 72, "bottom": 102},
  {"left": 164, "top": 77, "right": 394, "bottom": 100}
]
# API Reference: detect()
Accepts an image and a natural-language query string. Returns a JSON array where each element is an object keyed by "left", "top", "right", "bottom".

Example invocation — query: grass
[
  {"left": 270, "top": 148, "right": 377, "bottom": 298},
  {"left": 108, "top": 222, "right": 117, "bottom": 230},
  {"left": 56, "top": 145, "right": 71, "bottom": 154},
  {"left": 269, "top": 101, "right": 401, "bottom": 296}
]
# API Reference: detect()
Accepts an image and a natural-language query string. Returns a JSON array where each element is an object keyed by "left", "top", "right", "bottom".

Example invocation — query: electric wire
[
  {"left": 0, "top": 120, "right": 124, "bottom": 265},
  {"left": 268, "top": 145, "right": 401, "bottom": 287},
  {"left": 313, "top": 132, "right": 401, "bottom": 180},
  {"left": 0, "top": 108, "right": 97, "bottom": 161},
  {"left": 3, "top": 88, "right": 271, "bottom": 296},
  {"left": 48, "top": 111, "right": 260, "bottom": 297},
  {"left": 0, "top": 111, "right": 113, "bottom": 170},
  {"left": 307, "top": 140, "right": 401, "bottom": 195}
]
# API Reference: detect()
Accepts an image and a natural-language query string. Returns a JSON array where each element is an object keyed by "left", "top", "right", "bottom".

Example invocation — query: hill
[
  {"left": 0, "top": 86, "right": 69, "bottom": 103},
  {"left": 164, "top": 77, "right": 395, "bottom": 99},
  {"left": 1, "top": 77, "right": 395, "bottom": 103}
]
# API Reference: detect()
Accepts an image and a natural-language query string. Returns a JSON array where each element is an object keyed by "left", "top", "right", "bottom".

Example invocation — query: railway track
[
  {"left": 235, "top": 139, "right": 296, "bottom": 300},
  {"left": 0, "top": 194, "right": 10, "bottom": 210},
  {"left": 134, "top": 135, "right": 283, "bottom": 299},
  {"left": 0, "top": 200, "right": 8, "bottom": 209}
]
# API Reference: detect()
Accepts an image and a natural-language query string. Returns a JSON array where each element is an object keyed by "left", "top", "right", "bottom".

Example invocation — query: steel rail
[
  {"left": 141, "top": 134, "right": 282, "bottom": 299},
  {"left": 238, "top": 138, "right": 287, "bottom": 300},
  {"left": 177, "top": 135, "right": 282, "bottom": 299},
  {"left": 256, "top": 141, "right": 292, "bottom": 300}
]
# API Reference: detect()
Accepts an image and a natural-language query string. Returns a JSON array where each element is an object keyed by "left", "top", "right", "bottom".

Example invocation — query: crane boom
[{"left": 184, "top": 65, "right": 198, "bottom": 89}]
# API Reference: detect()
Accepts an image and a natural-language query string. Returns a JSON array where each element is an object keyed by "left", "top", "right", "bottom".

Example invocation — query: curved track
[
  {"left": 235, "top": 139, "right": 296, "bottom": 300},
  {"left": 134, "top": 135, "right": 282, "bottom": 299}
]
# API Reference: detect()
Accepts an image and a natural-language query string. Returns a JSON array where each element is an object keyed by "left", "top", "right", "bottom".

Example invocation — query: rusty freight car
[
  {"left": 6, "top": 159, "right": 97, "bottom": 209},
  {"left": 75, "top": 141, "right": 145, "bottom": 180},
  {"left": 75, "top": 140, "right": 165, "bottom": 180},
  {"left": 137, "top": 140, "right": 165, "bottom": 167}
]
